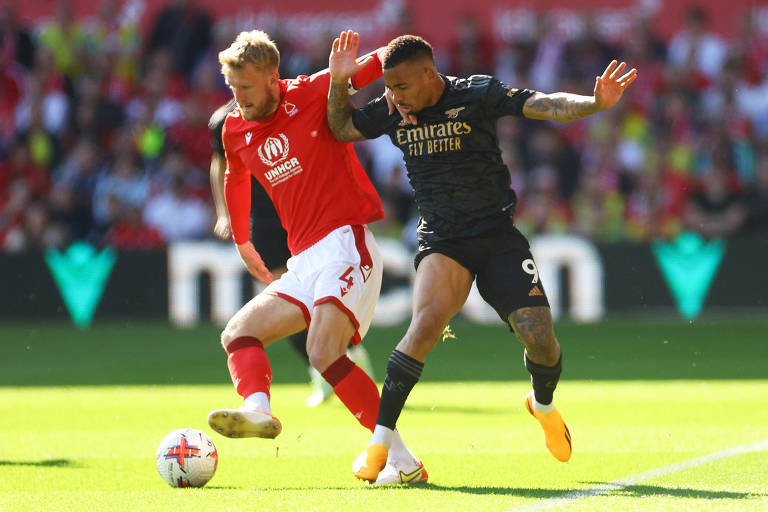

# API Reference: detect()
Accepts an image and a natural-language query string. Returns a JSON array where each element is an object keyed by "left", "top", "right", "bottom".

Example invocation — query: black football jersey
[
  {"left": 209, "top": 98, "right": 236, "bottom": 158},
  {"left": 352, "top": 74, "right": 535, "bottom": 242}
]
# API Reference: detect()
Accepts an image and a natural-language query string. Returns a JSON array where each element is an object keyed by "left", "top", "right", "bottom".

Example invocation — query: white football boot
[
  {"left": 207, "top": 407, "right": 281, "bottom": 439},
  {"left": 373, "top": 458, "right": 429, "bottom": 485}
]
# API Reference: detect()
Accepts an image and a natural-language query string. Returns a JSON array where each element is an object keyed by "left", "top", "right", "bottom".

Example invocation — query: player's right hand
[
  {"left": 213, "top": 216, "right": 232, "bottom": 240},
  {"left": 236, "top": 241, "right": 275, "bottom": 285}
]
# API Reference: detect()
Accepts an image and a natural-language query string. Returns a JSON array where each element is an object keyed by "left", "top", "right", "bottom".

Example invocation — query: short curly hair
[{"left": 382, "top": 35, "right": 434, "bottom": 70}]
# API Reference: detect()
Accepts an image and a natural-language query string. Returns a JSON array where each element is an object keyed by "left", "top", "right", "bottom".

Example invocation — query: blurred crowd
[{"left": 1, "top": 1, "right": 767, "bottom": 252}]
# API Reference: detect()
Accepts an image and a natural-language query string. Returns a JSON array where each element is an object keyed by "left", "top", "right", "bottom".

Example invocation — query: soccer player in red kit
[{"left": 207, "top": 29, "right": 427, "bottom": 484}]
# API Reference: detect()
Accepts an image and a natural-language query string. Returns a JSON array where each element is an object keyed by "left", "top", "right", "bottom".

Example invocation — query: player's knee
[
  {"left": 509, "top": 307, "right": 560, "bottom": 361},
  {"left": 307, "top": 346, "right": 338, "bottom": 373},
  {"left": 220, "top": 329, "right": 232, "bottom": 350},
  {"left": 307, "top": 351, "right": 324, "bottom": 372},
  {"left": 220, "top": 321, "right": 239, "bottom": 350}
]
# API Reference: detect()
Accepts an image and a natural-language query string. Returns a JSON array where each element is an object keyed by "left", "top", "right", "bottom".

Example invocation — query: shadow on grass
[
  {"left": 391, "top": 483, "right": 766, "bottom": 500},
  {"left": 181, "top": 483, "right": 768, "bottom": 498},
  {"left": 0, "top": 458, "right": 78, "bottom": 468},
  {"left": 204, "top": 485, "right": 565, "bottom": 494},
  {"left": 603, "top": 483, "right": 766, "bottom": 499},
  {"left": 403, "top": 404, "right": 504, "bottom": 415},
  {"left": 409, "top": 484, "right": 571, "bottom": 497}
]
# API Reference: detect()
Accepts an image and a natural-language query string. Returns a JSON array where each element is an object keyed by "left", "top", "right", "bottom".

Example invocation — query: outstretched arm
[
  {"left": 327, "top": 30, "right": 370, "bottom": 142},
  {"left": 522, "top": 60, "right": 637, "bottom": 121}
]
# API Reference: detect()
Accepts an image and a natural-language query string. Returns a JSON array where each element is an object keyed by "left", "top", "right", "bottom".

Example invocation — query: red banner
[{"left": 13, "top": 0, "right": 766, "bottom": 52}]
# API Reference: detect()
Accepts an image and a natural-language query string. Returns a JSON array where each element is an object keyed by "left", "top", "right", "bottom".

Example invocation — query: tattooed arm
[
  {"left": 522, "top": 60, "right": 637, "bottom": 122},
  {"left": 328, "top": 79, "right": 368, "bottom": 142},
  {"left": 522, "top": 92, "right": 600, "bottom": 122},
  {"left": 327, "top": 30, "right": 371, "bottom": 142}
]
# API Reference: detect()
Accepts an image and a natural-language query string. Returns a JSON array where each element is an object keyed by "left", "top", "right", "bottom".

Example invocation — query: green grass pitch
[{"left": 1, "top": 317, "right": 766, "bottom": 511}]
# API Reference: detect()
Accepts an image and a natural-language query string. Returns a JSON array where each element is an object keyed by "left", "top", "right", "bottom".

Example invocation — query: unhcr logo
[
  {"left": 264, "top": 157, "right": 302, "bottom": 185},
  {"left": 257, "top": 133, "right": 290, "bottom": 166}
]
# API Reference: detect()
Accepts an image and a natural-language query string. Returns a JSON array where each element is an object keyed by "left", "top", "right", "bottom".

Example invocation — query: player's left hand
[
  {"left": 594, "top": 60, "right": 637, "bottom": 111},
  {"left": 213, "top": 215, "right": 232, "bottom": 240},
  {"left": 236, "top": 241, "right": 274, "bottom": 285},
  {"left": 329, "top": 30, "right": 373, "bottom": 84}
]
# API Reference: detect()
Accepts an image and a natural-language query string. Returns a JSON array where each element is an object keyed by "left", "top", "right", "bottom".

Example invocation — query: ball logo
[{"left": 257, "top": 133, "right": 290, "bottom": 166}]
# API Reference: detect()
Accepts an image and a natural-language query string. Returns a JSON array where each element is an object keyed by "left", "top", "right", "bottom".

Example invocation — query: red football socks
[
  {"left": 226, "top": 336, "right": 272, "bottom": 398},
  {"left": 322, "top": 355, "right": 380, "bottom": 432}
]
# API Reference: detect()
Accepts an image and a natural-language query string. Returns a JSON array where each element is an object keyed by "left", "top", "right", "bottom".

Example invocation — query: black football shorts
[
  {"left": 414, "top": 218, "right": 549, "bottom": 324},
  {"left": 251, "top": 218, "right": 291, "bottom": 271}
]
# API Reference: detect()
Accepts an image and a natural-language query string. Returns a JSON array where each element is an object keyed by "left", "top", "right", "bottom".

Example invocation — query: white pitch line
[{"left": 508, "top": 438, "right": 768, "bottom": 512}]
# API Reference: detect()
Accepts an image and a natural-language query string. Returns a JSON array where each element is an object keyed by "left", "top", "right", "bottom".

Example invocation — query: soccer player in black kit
[
  {"left": 327, "top": 34, "right": 637, "bottom": 482},
  {"left": 208, "top": 100, "right": 374, "bottom": 408}
]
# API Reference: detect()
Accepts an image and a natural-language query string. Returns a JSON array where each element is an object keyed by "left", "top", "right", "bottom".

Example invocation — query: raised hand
[
  {"left": 594, "top": 60, "right": 637, "bottom": 111},
  {"left": 236, "top": 241, "right": 274, "bottom": 285},
  {"left": 329, "top": 29, "right": 373, "bottom": 84}
]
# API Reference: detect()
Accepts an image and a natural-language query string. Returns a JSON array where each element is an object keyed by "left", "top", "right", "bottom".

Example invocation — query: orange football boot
[{"left": 525, "top": 390, "right": 572, "bottom": 462}]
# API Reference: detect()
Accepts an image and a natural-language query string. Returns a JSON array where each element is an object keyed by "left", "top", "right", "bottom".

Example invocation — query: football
[{"left": 155, "top": 428, "right": 218, "bottom": 488}]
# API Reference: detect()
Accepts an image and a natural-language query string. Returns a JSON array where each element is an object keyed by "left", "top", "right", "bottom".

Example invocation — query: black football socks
[
  {"left": 377, "top": 350, "right": 424, "bottom": 429},
  {"left": 525, "top": 352, "right": 562, "bottom": 405}
]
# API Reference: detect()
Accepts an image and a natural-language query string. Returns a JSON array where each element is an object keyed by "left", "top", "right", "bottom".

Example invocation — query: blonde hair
[{"left": 218, "top": 30, "right": 280, "bottom": 73}]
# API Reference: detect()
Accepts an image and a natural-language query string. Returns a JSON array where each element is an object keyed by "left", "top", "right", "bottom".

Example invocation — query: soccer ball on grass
[{"left": 155, "top": 428, "right": 218, "bottom": 487}]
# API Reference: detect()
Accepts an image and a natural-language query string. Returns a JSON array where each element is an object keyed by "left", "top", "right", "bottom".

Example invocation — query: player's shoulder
[
  {"left": 208, "top": 98, "right": 237, "bottom": 131},
  {"left": 445, "top": 74, "right": 497, "bottom": 101},
  {"left": 285, "top": 70, "right": 330, "bottom": 94},
  {"left": 220, "top": 106, "right": 246, "bottom": 141},
  {"left": 358, "top": 93, "right": 392, "bottom": 122},
  {"left": 445, "top": 75, "right": 499, "bottom": 103}
]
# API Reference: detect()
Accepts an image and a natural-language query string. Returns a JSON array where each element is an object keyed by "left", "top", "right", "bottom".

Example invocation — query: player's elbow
[
  {"left": 327, "top": 125, "right": 354, "bottom": 143},
  {"left": 330, "top": 132, "right": 356, "bottom": 143}
]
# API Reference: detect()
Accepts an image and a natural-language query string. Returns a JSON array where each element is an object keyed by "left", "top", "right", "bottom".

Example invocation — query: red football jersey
[{"left": 222, "top": 50, "right": 385, "bottom": 254}]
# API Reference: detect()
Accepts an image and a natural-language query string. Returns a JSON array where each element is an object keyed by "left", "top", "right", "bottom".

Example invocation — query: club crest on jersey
[
  {"left": 258, "top": 133, "right": 290, "bottom": 166},
  {"left": 284, "top": 102, "right": 298, "bottom": 117},
  {"left": 445, "top": 107, "right": 465, "bottom": 118},
  {"left": 245, "top": 132, "right": 252, "bottom": 145}
]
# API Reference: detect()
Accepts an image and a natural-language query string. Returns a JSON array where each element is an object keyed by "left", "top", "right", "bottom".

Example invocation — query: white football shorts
[{"left": 263, "top": 224, "right": 382, "bottom": 344}]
